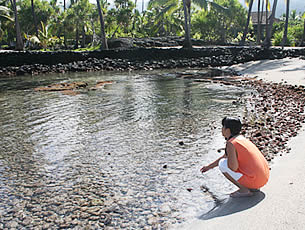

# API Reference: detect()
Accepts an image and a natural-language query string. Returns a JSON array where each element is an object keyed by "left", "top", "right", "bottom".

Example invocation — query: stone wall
[
  {"left": 1, "top": 47, "right": 305, "bottom": 77},
  {"left": 1, "top": 47, "right": 305, "bottom": 68}
]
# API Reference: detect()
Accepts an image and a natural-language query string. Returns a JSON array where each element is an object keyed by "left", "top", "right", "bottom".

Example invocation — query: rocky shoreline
[
  {"left": 1, "top": 46, "right": 305, "bottom": 77},
  {"left": 241, "top": 80, "right": 305, "bottom": 161}
]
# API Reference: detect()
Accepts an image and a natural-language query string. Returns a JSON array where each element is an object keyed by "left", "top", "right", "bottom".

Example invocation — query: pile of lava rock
[{"left": 240, "top": 80, "right": 305, "bottom": 162}]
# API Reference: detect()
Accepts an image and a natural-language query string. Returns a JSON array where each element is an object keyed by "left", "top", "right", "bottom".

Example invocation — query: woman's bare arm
[
  {"left": 226, "top": 142, "right": 239, "bottom": 171},
  {"left": 200, "top": 154, "right": 226, "bottom": 173}
]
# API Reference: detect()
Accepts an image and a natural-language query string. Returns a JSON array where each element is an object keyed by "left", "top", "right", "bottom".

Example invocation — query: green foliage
[
  {"left": 24, "top": 21, "right": 62, "bottom": 49},
  {"left": 272, "top": 30, "right": 294, "bottom": 46},
  {"left": 0, "top": 5, "right": 12, "bottom": 40},
  {"left": 18, "top": 0, "right": 56, "bottom": 35},
  {"left": 1, "top": 0, "right": 305, "bottom": 49},
  {"left": 272, "top": 19, "right": 305, "bottom": 47},
  {"left": 233, "top": 31, "right": 255, "bottom": 43},
  {"left": 105, "top": 0, "right": 135, "bottom": 37},
  {"left": 192, "top": 0, "right": 247, "bottom": 43},
  {"left": 0, "top": 5, "right": 12, "bottom": 21},
  {"left": 73, "top": 44, "right": 101, "bottom": 51}
]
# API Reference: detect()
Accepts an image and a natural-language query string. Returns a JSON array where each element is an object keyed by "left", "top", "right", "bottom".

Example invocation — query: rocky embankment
[
  {"left": 1, "top": 46, "right": 305, "bottom": 77},
  {"left": 242, "top": 80, "right": 305, "bottom": 161}
]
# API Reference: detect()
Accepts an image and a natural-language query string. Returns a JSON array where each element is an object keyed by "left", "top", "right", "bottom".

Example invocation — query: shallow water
[{"left": 0, "top": 70, "right": 250, "bottom": 229}]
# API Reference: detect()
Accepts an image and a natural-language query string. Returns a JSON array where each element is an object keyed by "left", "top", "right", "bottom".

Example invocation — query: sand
[{"left": 176, "top": 57, "right": 305, "bottom": 230}]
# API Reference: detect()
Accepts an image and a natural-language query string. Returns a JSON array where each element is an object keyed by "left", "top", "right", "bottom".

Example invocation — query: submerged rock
[
  {"left": 90, "top": 81, "right": 113, "bottom": 90},
  {"left": 34, "top": 82, "right": 88, "bottom": 92}
]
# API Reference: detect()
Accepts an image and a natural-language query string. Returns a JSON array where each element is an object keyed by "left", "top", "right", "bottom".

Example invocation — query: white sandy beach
[{"left": 176, "top": 57, "right": 305, "bottom": 230}]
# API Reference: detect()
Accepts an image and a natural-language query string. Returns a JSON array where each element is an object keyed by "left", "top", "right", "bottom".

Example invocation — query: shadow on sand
[{"left": 200, "top": 191, "right": 265, "bottom": 220}]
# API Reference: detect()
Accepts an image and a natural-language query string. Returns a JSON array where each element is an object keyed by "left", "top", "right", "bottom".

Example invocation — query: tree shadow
[
  {"left": 199, "top": 191, "right": 265, "bottom": 220},
  {"left": 281, "top": 66, "right": 305, "bottom": 72},
  {"left": 237, "top": 60, "right": 284, "bottom": 74}
]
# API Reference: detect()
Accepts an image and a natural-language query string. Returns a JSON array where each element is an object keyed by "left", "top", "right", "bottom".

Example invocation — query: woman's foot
[{"left": 230, "top": 189, "right": 253, "bottom": 198}]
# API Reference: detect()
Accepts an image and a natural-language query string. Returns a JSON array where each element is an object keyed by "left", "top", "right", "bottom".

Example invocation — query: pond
[{"left": 0, "top": 70, "right": 251, "bottom": 229}]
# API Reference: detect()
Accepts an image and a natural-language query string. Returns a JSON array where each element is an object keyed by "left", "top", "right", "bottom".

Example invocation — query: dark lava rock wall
[{"left": 1, "top": 47, "right": 305, "bottom": 68}]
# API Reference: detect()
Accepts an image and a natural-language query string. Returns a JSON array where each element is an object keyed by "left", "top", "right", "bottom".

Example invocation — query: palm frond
[
  {"left": 148, "top": 0, "right": 175, "bottom": 9},
  {"left": 192, "top": 0, "right": 208, "bottom": 10},
  {"left": 154, "top": 2, "right": 178, "bottom": 25},
  {"left": 0, "top": 5, "right": 13, "bottom": 21},
  {"left": 209, "top": 2, "right": 228, "bottom": 12}
]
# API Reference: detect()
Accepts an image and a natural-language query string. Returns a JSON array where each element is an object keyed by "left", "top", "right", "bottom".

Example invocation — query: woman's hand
[
  {"left": 200, "top": 165, "right": 211, "bottom": 173},
  {"left": 200, "top": 153, "right": 226, "bottom": 173}
]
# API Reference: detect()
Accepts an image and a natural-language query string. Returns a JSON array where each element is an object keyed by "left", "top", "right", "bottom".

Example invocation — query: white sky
[{"left": 87, "top": 0, "right": 305, "bottom": 16}]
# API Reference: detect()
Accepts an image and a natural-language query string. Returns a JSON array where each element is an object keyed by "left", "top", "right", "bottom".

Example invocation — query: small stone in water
[
  {"left": 186, "top": 188, "right": 193, "bottom": 192},
  {"left": 179, "top": 141, "right": 184, "bottom": 146},
  {"left": 163, "top": 165, "right": 167, "bottom": 169}
]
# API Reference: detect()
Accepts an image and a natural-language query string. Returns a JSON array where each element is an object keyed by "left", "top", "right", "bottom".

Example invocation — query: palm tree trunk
[
  {"left": 187, "top": 0, "right": 191, "bottom": 29},
  {"left": 257, "top": 0, "right": 261, "bottom": 44},
  {"left": 91, "top": 18, "right": 98, "bottom": 46},
  {"left": 240, "top": 0, "right": 254, "bottom": 46},
  {"left": 131, "top": 0, "right": 137, "bottom": 36},
  {"left": 263, "top": 0, "right": 277, "bottom": 48},
  {"left": 265, "top": 0, "right": 268, "bottom": 39},
  {"left": 75, "top": 25, "right": 79, "bottom": 49},
  {"left": 281, "top": 0, "right": 290, "bottom": 48},
  {"left": 10, "top": 0, "right": 23, "bottom": 50},
  {"left": 96, "top": 0, "right": 108, "bottom": 50},
  {"left": 260, "top": 0, "right": 264, "bottom": 41},
  {"left": 221, "top": 17, "right": 226, "bottom": 44},
  {"left": 142, "top": 0, "right": 144, "bottom": 12},
  {"left": 182, "top": 0, "right": 192, "bottom": 49},
  {"left": 299, "top": 18, "right": 305, "bottom": 46},
  {"left": 63, "top": 0, "right": 67, "bottom": 48},
  {"left": 31, "top": 0, "right": 39, "bottom": 37},
  {"left": 81, "top": 25, "right": 85, "bottom": 48}
]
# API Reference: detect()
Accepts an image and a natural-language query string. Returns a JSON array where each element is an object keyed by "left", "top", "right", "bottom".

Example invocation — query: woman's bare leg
[{"left": 223, "top": 172, "right": 253, "bottom": 197}]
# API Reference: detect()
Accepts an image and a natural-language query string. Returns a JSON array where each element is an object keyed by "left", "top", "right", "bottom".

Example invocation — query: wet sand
[{"left": 176, "top": 57, "right": 305, "bottom": 230}]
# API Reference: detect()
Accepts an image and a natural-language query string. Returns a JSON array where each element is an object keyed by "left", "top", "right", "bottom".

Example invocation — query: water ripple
[{"left": 0, "top": 71, "right": 250, "bottom": 228}]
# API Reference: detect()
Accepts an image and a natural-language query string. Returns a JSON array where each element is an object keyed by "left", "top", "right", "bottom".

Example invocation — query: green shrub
[{"left": 272, "top": 30, "right": 295, "bottom": 46}]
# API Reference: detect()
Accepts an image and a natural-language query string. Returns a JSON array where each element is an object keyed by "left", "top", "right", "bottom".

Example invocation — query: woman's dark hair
[{"left": 222, "top": 117, "right": 242, "bottom": 136}]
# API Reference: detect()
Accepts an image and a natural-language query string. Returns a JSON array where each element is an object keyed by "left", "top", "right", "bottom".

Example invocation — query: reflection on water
[{"left": 0, "top": 71, "right": 250, "bottom": 229}]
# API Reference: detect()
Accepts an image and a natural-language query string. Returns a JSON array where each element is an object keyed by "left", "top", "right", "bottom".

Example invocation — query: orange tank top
[{"left": 229, "top": 136, "right": 270, "bottom": 189}]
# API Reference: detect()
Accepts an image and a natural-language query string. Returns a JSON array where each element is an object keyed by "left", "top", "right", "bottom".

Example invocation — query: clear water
[{"left": 0, "top": 70, "right": 250, "bottom": 229}]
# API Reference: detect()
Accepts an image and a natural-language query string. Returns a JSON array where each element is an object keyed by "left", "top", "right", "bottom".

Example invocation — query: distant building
[{"left": 250, "top": 11, "right": 281, "bottom": 38}]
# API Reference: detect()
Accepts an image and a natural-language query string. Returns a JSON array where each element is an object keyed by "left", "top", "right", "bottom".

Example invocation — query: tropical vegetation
[{"left": 0, "top": 0, "right": 305, "bottom": 50}]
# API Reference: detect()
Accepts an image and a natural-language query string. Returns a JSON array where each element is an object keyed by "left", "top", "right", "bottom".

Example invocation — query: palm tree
[
  {"left": 263, "top": 0, "right": 278, "bottom": 48},
  {"left": 31, "top": 0, "right": 38, "bottom": 36},
  {"left": 281, "top": 0, "right": 290, "bottom": 48},
  {"left": 257, "top": 0, "right": 261, "bottom": 44},
  {"left": 299, "top": 13, "right": 305, "bottom": 46},
  {"left": 182, "top": 0, "right": 191, "bottom": 48},
  {"left": 96, "top": 0, "right": 108, "bottom": 49},
  {"left": 10, "top": 0, "right": 23, "bottom": 50},
  {"left": 63, "top": 0, "right": 67, "bottom": 48},
  {"left": 148, "top": 0, "right": 219, "bottom": 49},
  {"left": 240, "top": 0, "right": 254, "bottom": 46},
  {"left": 0, "top": 5, "right": 12, "bottom": 39},
  {"left": 0, "top": 5, "right": 11, "bottom": 20}
]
